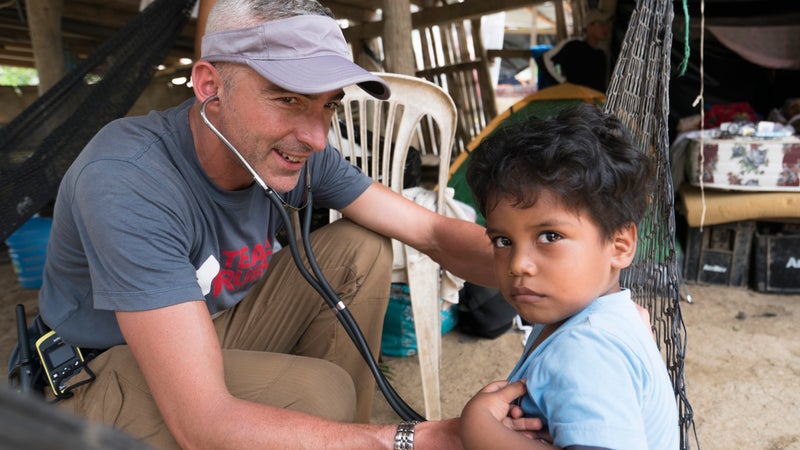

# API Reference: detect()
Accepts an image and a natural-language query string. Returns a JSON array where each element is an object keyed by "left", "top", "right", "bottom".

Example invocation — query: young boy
[{"left": 460, "top": 104, "right": 679, "bottom": 449}]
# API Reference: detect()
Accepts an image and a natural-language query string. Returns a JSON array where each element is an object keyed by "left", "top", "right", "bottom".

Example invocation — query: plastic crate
[
  {"left": 682, "top": 221, "right": 755, "bottom": 287},
  {"left": 751, "top": 223, "right": 800, "bottom": 293}
]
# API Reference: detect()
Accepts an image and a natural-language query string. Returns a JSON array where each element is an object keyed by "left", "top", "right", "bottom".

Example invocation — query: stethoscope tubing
[{"left": 199, "top": 96, "right": 424, "bottom": 421}]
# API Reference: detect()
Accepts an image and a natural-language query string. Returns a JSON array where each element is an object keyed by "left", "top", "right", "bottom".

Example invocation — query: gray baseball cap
[{"left": 201, "top": 15, "right": 390, "bottom": 100}]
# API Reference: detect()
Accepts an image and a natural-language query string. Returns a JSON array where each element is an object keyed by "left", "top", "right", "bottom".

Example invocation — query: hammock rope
[
  {"left": 0, "top": 0, "right": 197, "bottom": 242},
  {"left": 606, "top": 0, "right": 700, "bottom": 448}
]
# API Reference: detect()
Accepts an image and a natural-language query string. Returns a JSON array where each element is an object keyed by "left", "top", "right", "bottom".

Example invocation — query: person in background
[
  {"left": 543, "top": 9, "right": 613, "bottom": 92},
  {"left": 36, "top": 0, "right": 548, "bottom": 448},
  {"left": 460, "top": 104, "right": 680, "bottom": 449}
]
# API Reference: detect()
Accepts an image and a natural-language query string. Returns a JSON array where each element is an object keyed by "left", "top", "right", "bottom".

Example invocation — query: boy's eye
[
  {"left": 491, "top": 236, "right": 512, "bottom": 248},
  {"left": 537, "top": 231, "right": 562, "bottom": 244}
]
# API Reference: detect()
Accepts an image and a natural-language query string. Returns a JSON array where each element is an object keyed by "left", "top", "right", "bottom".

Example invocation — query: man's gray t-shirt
[{"left": 39, "top": 98, "right": 372, "bottom": 349}]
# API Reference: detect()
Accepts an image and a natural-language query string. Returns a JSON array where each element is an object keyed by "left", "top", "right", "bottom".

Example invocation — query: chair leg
[{"left": 404, "top": 245, "right": 442, "bottom": 420}]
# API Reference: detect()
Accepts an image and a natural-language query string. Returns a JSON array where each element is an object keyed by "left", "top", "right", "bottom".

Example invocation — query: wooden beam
[
  {"left": 343, "top": 0, "right": 552, "bottom": 41},
  {"left": 27, "top": 0, "right": 65, "bottom": 94},
  {"left": 62, "top": 1, "right": 140, "bottom": 30},
  {"left": 487, "top": 49, "right": 533, "bottom": 59},
  {"left": 535, "top": 9, "right": 556, "bottom": 28},
  {"left": 325, "top": 1, "right": 379, "bottom": 23},
  {"left": 194, "top": 0, "right": 214, "bottom": 60},
  {"left": 0, "top": 56, "right": 35, "bottom": 68},
  {"left": 0, "top": 13, "right": 34, "bottom": 67},
  {"left": 381, "top": 0, "right": 415, "bottom": 74},
  {"left": 411, "top": 0, "right": 551, "bottom": 28},
  {"left": 554, "top": 0, "right": 568, "bottom": 41}
]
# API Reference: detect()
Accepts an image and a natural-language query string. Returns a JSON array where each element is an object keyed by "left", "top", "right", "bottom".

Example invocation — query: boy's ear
[{"left": 610, "top": 224, "right": 637, "bottom": 269}]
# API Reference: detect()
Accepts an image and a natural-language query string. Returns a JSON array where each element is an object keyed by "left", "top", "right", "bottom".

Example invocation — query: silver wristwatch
[{"left": 394, "top": 420, "right": 421, "bottom": 450}]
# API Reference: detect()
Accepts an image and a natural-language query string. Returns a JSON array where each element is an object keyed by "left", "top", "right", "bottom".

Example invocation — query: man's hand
[{"left": 411, "top": 418, "right": 462, "bottom": 450}]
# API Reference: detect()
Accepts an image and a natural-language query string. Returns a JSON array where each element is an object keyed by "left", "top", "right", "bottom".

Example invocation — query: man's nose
[{"left": 295, "top": 118, "right": 330, "bottom": 152}]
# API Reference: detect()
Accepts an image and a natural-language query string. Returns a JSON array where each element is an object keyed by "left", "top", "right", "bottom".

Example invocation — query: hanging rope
[
  {"left": 677, "top": 0, "right": 692, "bottom": 76},
  {"left": 690, "top": 0, "right": 708, "bottom": 231}
]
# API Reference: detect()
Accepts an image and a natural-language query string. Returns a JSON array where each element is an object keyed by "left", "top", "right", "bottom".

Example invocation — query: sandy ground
[{"left": 1, "top": 258, "right": 798, "bottom": 449}]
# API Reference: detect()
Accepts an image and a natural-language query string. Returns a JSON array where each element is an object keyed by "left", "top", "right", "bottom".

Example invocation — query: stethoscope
[{"left": 200, "top": 95, "right": 425, "bottom": 421}]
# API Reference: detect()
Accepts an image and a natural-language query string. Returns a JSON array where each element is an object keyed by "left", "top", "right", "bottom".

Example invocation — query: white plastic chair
[{"left": 328, "top": 72, "right": 458, "bottom": 419}]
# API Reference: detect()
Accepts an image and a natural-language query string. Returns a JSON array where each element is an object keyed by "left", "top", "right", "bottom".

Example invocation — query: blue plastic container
[
  {"left": 381, "top": 283, "right": 458, "bottom": 357},
  {"left": 5, "top": 216, "right": 53, "bottom": 289}
]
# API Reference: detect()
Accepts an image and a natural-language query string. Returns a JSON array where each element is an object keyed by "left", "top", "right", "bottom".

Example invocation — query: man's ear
[
  {"left": 191, "top": 60, "right": 220, "bottom": 102},
  {"left": 610, "top": 223, "right": 637, "bottom": 269}
]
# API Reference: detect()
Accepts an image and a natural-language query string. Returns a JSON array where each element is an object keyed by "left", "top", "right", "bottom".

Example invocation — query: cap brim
[{"left": 244, "top": 55, "right": 391, "bottom": 100}]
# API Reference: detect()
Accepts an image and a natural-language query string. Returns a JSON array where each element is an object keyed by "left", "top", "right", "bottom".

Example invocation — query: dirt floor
[{"left": 1, "top": 257, "right": 798, "bottom": 449}]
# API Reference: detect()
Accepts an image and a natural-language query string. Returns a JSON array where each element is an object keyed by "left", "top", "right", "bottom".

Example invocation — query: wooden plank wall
[
  {"left": 414, "top": 18, "right": 497, "bottom": 155},
  {"left": 343, "top": 0, "right": 553, "bottom": 158}
]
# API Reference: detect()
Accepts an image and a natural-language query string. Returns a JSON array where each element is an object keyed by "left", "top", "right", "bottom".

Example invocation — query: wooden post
[
  {"left": 530, "top": 6, "right": 539, "bottom": 84},
  {"left": 26, "top": 0, "right": 64, "bottom": 95},
  {"left": 195, "top": 0, "right": 216, "bottom": 60},
  {"left": 471, "top": 18, "right": 497, "bottom": 121},
  {"left": 381, "top": 0, "right": 415, "bottom": 75},
  {"left": 554, "top": 0, "right": 568, "bottom": 41},
  {"left": 598, "top": 0, "right": 618, "bottom": 79}
]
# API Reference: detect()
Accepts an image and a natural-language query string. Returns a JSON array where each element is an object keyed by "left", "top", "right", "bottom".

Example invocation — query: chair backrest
[
  {"left": 328, "top": 73, "right": 457, "bottom": 222},
  {"left": 327, "top": 74, "right": 459, "bottom": 420}
]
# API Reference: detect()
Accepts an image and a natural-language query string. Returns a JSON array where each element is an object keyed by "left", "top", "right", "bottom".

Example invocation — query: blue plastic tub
[
  {"left": 5, "top": 216, "right": 53, "bottom": 289},
  {"left": 381, "top": 283, "right": 458, "bottom": 357}
]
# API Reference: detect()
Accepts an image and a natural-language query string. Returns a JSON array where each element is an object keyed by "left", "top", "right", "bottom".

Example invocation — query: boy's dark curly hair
[{"left": 466, "top": 103, "right": 655, "bottom": 241}]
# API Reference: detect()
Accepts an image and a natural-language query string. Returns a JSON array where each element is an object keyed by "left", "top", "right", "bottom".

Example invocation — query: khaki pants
[{"left": 56, "top": 219, "right": 392, "bottom": 449}]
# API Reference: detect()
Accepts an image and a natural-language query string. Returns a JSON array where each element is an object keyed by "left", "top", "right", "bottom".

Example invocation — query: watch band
[{"left": 394, "top": 420, "right": 421, "bottom": 450}]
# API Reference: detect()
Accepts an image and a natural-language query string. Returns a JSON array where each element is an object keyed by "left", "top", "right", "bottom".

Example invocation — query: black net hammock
[
  {"left": 608, "top": 0, "right": 700, "bottom": 448},
  {"left": 0, "top": 0, "right": 197, "bottom": 243}
]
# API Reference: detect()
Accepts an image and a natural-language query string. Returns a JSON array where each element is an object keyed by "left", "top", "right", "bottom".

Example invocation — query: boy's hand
[{"left": 462, "top": 380, "right": 552, "bottom": 442}]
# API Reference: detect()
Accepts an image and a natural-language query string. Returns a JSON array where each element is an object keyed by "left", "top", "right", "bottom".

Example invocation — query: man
[
  {"left": 37, "top": 0, "right": 544, "bottom": 448},
  {"left": 543, "top": 8, "right": 613, "bottom": 92}
]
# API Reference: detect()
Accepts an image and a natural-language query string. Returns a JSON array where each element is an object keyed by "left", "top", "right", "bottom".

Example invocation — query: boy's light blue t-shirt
[{"left": 508, "top": 289, "right": 680, "bottom": 449}]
